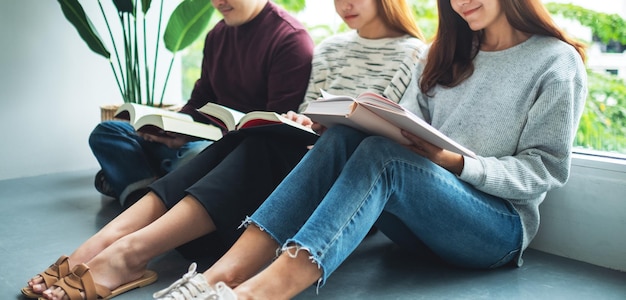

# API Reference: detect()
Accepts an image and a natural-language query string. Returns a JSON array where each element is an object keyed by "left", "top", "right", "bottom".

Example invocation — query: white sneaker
[
  {"left": 153, "top": 263, "right": 237, "bottom": 300},
  {"left": 213, "top": 282, "right": 237, "bottom": 300}
]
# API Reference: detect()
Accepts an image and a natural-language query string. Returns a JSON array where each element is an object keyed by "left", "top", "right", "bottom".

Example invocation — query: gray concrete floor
[{"left": 2, "top": 169, "right": 625, "bottom": 299}]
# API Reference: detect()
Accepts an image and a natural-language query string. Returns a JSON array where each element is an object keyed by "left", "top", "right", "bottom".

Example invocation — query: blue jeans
[
  {"left": 249, "top": 126, "right": 522, "bottom": 285},
  {"left": 88, "top": 120, "right": 211, "bottom": 205}
]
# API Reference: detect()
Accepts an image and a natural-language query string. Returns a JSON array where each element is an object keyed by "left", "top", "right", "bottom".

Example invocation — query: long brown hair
[
  {"left": 420, "top": 0, "right": 586, "bottom": 94},
  {"left": 378, "top": 0, "right": 425, "bottom": 41}
]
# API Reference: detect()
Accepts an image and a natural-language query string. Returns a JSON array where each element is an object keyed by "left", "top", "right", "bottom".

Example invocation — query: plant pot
[
  {"left": 99, "top": 103, "right": 182, "bottom": 122},
  {"left": 100, "top": 104, "right": 123, "bottom": 122}
]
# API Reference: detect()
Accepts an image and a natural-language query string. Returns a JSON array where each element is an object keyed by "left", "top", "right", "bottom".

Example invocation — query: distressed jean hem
[{"left": 240, "top": 217, "right": 325, "bottom": 293}]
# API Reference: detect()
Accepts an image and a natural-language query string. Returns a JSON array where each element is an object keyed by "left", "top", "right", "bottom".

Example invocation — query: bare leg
[
  {"left": 42, "top": 195, "right": 217, "bottom": 300},
  {"left": 202, "top": 226, "right": 280, "bottom": 289},
  {"left": 28, "top": 192, "right": 167, "bottom": 293},
  {"left": 233, "top": 246, "right": 322, "bottom": 300}
]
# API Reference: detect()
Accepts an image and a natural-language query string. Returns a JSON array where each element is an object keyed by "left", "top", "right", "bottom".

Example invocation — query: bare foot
[
  {"left": 24, "top": 255, "right": 71, "bottom": 295},
  {"left": 39, "top": 258, "right": 149, "bottom": 300}
]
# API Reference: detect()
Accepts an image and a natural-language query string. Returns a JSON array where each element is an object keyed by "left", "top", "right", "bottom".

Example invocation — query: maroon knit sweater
[{"left": 180, "top": 2, "right": 314, "bottom": 120}]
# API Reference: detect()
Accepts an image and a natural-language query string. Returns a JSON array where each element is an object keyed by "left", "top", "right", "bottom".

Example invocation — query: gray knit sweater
[{"left": 399, "top": 35, "right": 587, "bottom": 265}]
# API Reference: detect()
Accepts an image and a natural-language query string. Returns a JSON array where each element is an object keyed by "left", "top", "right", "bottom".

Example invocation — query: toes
[
  {"left": 41, "top": 288, "right": 52, "bottom": 300},
  {"left": 47, "top": 286, "right": 71, "bottom": 300},
  {"left": 28, "top": 274, "right": 41, "bottom": 286},
  {"left": 29, "top": 275, "right": 46, "bottom": 290},
  {"left": 41, "top": 287, "right": 58, "bottom": 300},
  {"left": 32, "top": 283, "right": 45, "bottom": 293}
]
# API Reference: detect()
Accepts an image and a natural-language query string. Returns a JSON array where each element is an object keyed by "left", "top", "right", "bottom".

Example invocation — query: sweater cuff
[{"left": 458, "top": 156, "right": 484, "bottom": 187}]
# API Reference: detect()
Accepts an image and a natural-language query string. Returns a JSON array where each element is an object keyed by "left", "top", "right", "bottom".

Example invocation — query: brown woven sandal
[
  {"left": 38, "top": 263, "right": 158, "bottom": 300},
  {"left": 21, "top": 255, "right": 71, "bottom": 298}
]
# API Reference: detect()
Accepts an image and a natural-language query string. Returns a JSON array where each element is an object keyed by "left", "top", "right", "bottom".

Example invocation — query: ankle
[
  {"left": 204, "top": 267, "right": 245, "bottom": 289},
  {"left": 109, "top": 237, "right": 150, "bottom": 271},
  {"left": 88, "top": 252, "right": 146, "bottom": 291},
  {"left": 85, "top": 238, "right": 148, "bottom": 285},
  {"left": 233, "top": 283, "right": 255, "bottom": 300}
]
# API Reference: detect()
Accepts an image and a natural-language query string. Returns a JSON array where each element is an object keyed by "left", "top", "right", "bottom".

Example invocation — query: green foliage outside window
[
  {"left": 577, "top": 71, "right": 626, "bottom": 153},
  {"left": 545, "top": 3, "right": 626, "bottom": 46},
  {"left": 546, "top": 3, "right": 626, "bottom": 155},
  {"left": 410, "top": 0, "right": 439, "bottom": 41}
]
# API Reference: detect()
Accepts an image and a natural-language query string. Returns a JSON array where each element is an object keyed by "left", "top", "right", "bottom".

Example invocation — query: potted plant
[{"left": 57, "top": 0, "right": 214, "bottom": 120}]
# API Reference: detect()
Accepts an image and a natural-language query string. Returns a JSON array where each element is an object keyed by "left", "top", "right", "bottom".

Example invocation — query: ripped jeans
[{"left": 248, "top": 125, "right": 522, "bottom": 286}]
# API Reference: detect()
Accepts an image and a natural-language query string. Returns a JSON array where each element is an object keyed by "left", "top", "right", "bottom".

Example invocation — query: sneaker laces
[{"left": 153, "top": 263, "right": 217, "bottom": 300}]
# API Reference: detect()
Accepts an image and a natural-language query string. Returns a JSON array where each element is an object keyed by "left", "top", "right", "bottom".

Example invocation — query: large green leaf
[
  {"left": 163, "top": 0, "right": 214, "bottom": 53},
  {"left": 58, "top": 0, "right": 110, "bottom": 58}
]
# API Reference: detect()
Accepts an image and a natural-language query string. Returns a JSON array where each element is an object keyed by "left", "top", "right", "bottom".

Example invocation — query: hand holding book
[
  {"left": 400, "top": 129, "right": 466, "bottom": 175},
  {"left": 196, "top": 103, "right": 319, "bottom": 145}
]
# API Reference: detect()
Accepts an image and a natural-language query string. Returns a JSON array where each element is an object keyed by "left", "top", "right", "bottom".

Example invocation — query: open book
[
  {"left": 196, "top": 103, "right": 319, "bottom": 145},
  {"left": 302, "top": 91, "right": 476, "bottom": 158},
  {"left": 114, "top": 103, "right": 224, "bottom": 141}
]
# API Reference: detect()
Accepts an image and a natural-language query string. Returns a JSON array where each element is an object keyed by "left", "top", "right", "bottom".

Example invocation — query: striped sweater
[{"left": 298, "top": 31, "right": 425, "bottom": 112}]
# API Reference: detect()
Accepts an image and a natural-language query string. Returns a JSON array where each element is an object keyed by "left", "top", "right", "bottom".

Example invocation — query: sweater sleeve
[{"left": 459, "top": 78, "right": 587, "bottom": 203}]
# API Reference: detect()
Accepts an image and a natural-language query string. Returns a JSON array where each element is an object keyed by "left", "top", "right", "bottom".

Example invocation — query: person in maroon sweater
[
  {"left": 24, "top": 1, "right": 314, "bottom": 299},
  {"left": 88, "top": 0, "right": 314, "bottom": 209}
]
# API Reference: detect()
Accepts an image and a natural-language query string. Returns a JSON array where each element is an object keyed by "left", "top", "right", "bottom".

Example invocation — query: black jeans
[{"left": 150, "top": 131, "right": 309, "bottom": 259}]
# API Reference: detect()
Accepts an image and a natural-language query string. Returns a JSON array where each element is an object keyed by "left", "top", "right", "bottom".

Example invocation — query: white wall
[
  {"left": 0, "top": 1, "right": 182, "bottom": 180},
  {"left": 530, "top": 154, "right": 626, "bottom": 272}
]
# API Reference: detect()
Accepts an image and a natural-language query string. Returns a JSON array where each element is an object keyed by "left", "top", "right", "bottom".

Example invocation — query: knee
[
  {"left": 92, "top": 120, "right": 135, "bottom": 135},
  {"left": 358, "top": 136, "right": 396, "bottom": 154},
  {"left": 89, "top": 124, "right": 105, "bottom": 150},
  {"left": 239, "top": 135, "right": 267, "bottom": 148},
  {"left": 89, "top": 121, "right": 135, "bottom": 149},
  {"left": 323, "top": 125, "right": 361, "bottom": 139},
  {"left": 349, "top": 136, "right": 416, "bottom": 167},
  {"left": 318, "top": 125, "right": 368, "bottom": 147}
]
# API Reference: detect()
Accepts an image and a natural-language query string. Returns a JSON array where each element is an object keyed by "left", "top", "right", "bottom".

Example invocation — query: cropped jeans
[
  {"left": 249, "top": 125, "right": 522, "bottom": 286},
  {"left": 89, "top": 120, "right": 211, "bottom": 205}
]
